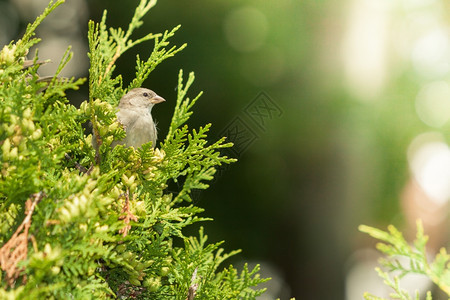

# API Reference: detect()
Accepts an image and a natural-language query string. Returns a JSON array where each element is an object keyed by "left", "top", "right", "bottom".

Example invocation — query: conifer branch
[
  {"left": 0, "top": 1, "right": 268, "bottom": 298},
  {"left": 360, "top": 220, "right": 450, "bottom": 298}
]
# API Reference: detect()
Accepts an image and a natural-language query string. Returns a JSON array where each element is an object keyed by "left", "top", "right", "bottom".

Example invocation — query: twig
[
  {"left": 118, "top": 190, "right": 138, "bottom": 237},
  {"left": 186, "top": 267, "right": 199, "bottom": 300},
  {"left": 98, "top": 45, "right": 121, "bottom": 86},
  {"left": 64, "top": 153, "right": 93, "bottom": 174},
  {"left": 92, "top": 117, "right": 103, "bottom": 165},
  {"left": 0, "top": 192, "right": 45, "bottom": 287}
]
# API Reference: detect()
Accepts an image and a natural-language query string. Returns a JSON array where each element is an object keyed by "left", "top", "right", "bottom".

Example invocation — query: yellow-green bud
[
  {"left": 10, "top": 115, "right": 19, "bottom": 125},
  {"left": 121, "top": 174, "right": 135, "bottom": 187},
  {"left": 108, "top": 121, "right": 119, "bottom": 131},
  {"left": 109, "top": 186, "right": 121, "bottom": 199},
  {"left": 23, "top": 108, "right": 32, "bottom": 119},
  {"left": 3, "top": 124, "right": 14, "bottom": 135},
  {"left": 2, "top": 138, "right": 11, "bottom": 159},
  {"left": 99, "top": 125, "right": 108, "bottom": 137},
  {"left": 144, "top": 277, "right": 161, "bottom": 292},
  {"left": 88, "top": 266, "right": 95, "bottom": 276},
  {"left": 142, "top": 166, "right": 156, "bottom": 175},
  {"left": 79, "top": 195, "right": 88, "bottom": 209},
  {"left": 129, "top": 260, "right": 139, "bottom": 268},
  {"left": 153, "top": 148, "right": 165, "bottom": 163},
  {"left": 142, "top": 260, "right": 154, "bottom": 269},
  {"left": 9, "top": 147, "right": 18, "bottom": 159},
  {"left": 0, "top": 45, "right": 16, "bottom": 65},
  {"left": 134, "top": 262, "right": 146, "bottom": 272},
  {"left": 104, "top": 135, "right": 114, "bottom": 145},
  {"left": 160, "top": 266, "right": 170, "bottom": 276},
  {"left": 79, "top": 223, "right": 87, "bottom": 232},
  {"left": 18, "top": 139, "right": 27, "bottom": 152},
  {"left": 115, "top": 244, "right": 127, "bottom": 253},
  {"left": 12, "top": 135, "right": 21, "bottom": 146},
  {"left": 95, "top": 223, "right": 109, "bottom": 233},
  {"left": 22, "top": 119, "right": 35, "bottom": 133},
  {"left": 51, "top": 266, "right": 61, "bottom": 275},
  {"left": 128, "top": 278, "right": 141, "bottom": 286},
  {"left": 122, "top": 251, "right": 134, "bottom": 260},
  {"left": 134, "top": 201, "right": 146, "bottom": 216},
  {"left": 79, "top": 101, "right": 91, "bottom": 115},
  {"left": 59, "top": 207, "right": 71, "bottom": 222},
  {"left": 98, "top": 196, "right": 113, "bottom": 206},
  {"left": 31, "top": 129, "right": 42, "bottom": 140},
  {"left": 164, "top": 257, "right": 172, "bottom": 264},
  {"left": 129, "top": 182, "right": 138, "bottom": 193},
  {"left": 143, "top": 172, "right": 155, "bottom": 180},
  {"left": 85, "top": 179, "right": 97, "bottom": 193}
]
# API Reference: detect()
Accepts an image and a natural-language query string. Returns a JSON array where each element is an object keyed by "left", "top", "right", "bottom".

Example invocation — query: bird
[
  {"left": 22, "top": 59, "right": 62, "bottom": 92},
  {"left": 111, "top": 88, "right": 165, "bottom": 149}
]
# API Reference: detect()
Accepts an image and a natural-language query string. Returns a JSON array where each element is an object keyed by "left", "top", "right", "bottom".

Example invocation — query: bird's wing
[{"left": 116, "top": 109, "right": 139, "bottom": 130}]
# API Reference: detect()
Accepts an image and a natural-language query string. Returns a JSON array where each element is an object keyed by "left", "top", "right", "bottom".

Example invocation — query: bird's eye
[{"left": 143, "top": 92, "right": 149, "bottom": 97}]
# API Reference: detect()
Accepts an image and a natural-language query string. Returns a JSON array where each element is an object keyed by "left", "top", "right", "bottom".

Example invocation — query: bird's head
[{"left": 119, "top": 88, "right": 165, "bottom": 110}]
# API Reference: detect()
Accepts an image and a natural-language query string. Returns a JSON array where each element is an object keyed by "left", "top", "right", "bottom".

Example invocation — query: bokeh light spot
[
  {"left": 408, "top": 132, "right": 450, "bottom": 205},
  {"left": 341, "top": 0, "right": 390, "bottom": 101},
  {"left": 411, "top": 28, "right": 450, "bottom": 78},
  {"left": 415, "top": 80, "right": 450, "bottom": 128}
]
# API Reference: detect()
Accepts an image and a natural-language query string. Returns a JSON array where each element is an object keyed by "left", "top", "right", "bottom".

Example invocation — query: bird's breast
[{"left": 117, "top": 109, "right": 157, "bottom": 148}]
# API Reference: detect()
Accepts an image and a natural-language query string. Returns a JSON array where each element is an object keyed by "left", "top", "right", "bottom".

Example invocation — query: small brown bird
[
  {"left": 112, "top": 88, "right": 165, "bottom": 148},
  {"left": 22, "top": 59, "right": 59, "bottom": 92}
]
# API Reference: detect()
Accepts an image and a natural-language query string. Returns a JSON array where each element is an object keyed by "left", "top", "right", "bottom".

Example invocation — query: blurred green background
[{"left": 1, "top": 0, "right": 449, "bottom": 298}]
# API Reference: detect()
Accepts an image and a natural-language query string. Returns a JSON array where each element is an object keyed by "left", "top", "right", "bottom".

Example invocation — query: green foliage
[
  {"left": 0, "top": 0, "right": 267, "bottom": 298},
  {"left": 360, "top": 220, "right": 450, "bottom": 299}
]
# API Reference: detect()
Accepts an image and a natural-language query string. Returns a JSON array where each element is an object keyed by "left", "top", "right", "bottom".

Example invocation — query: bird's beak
[{"left": 150, "top": 95, "right": 166, "bottom": 104}]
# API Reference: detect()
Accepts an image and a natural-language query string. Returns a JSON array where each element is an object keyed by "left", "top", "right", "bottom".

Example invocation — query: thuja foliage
[
  {"left": 360, "top": 220, "right": 450, "bottom": 299},
  {"left": 0, "top": 0, "right": 269, "bottom": 298}
]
